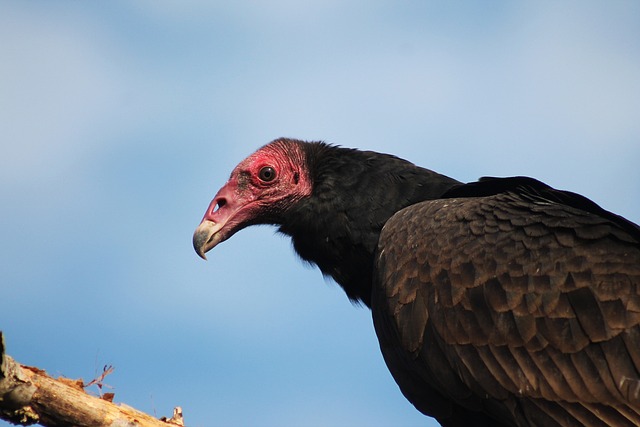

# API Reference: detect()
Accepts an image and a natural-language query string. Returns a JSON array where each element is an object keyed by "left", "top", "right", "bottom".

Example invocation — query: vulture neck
[{"left": 279, "top": 142, "right": 461, "bottom": 307}]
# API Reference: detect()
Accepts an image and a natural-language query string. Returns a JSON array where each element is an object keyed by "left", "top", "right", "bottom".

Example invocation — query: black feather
[
  {"left": 201, "top": 139, "right": 640, "bottom": 427},
  {"left": 278, "top": 140, "right": 460, "bottom": 306}
]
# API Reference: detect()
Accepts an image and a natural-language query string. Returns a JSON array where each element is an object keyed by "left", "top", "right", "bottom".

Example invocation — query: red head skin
[{"left": 193, "top": 139, "right": 313, "bottom": 259}]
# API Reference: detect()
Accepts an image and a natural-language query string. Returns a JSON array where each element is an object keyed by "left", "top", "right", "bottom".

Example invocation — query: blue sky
[{"left": 1, "top": 1, "right": 639, "bottom": 426}]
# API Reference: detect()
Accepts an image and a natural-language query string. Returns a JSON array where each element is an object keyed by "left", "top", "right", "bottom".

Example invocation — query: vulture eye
[{"left": 258, "top": 166, "right": 276, "bottom": 182}]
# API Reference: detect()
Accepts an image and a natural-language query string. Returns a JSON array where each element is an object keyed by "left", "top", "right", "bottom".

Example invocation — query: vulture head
[
  {"left": 192, "top": 137, "right": 459, "bottom": 306},
  {"left": 193, "top": 139, "right": 313, "bottom": 259}
]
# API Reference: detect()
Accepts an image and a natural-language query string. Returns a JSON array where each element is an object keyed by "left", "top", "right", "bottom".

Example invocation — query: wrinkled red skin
[{"left": 194, "top": 140, "right": 313, "bottom": 258}]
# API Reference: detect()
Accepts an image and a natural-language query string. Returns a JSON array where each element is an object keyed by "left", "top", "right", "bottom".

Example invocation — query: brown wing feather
[{"left": 373, "top": 191, "right": 640, "bottom": 427}]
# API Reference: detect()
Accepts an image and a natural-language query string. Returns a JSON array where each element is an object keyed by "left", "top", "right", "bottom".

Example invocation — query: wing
[{"left": 372, "top": 178, "right": 640, "bottom": 427}]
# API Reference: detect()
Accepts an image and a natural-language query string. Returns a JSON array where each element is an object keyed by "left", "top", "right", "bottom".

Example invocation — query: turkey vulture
[{"left": 193, "top": 138, "right": 640, "bottom": 427}]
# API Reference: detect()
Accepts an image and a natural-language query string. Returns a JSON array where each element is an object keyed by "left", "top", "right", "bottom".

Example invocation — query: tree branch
[{"left": 0, "top": 332, "right": 184, "bottom": 427}]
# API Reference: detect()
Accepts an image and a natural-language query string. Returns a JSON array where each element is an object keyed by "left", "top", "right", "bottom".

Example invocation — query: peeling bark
[{"left": 0, "top": 332, "right": 184, "bottom": 427}]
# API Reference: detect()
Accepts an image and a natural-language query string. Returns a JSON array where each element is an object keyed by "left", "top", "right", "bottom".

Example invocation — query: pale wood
[{"left": 0, "top": 332, "right": 184, "bottom": 427}]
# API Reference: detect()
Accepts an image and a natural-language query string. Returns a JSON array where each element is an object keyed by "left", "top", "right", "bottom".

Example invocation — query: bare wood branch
[{"left": 0, "top": 332, "right": 184, "bottom": 427}]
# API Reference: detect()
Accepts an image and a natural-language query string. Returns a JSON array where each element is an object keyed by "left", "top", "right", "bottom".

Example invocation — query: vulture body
[{"left": 193, "top": 138, "right": 640, "bottom": 427}]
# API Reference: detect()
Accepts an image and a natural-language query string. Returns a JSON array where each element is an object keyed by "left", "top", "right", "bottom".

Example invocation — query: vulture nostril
[{"left": 214, "top": 198, "right": 226, "bottom": 213}]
